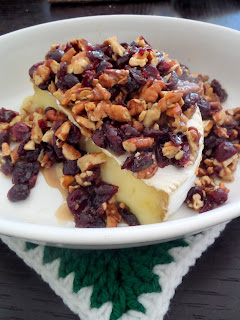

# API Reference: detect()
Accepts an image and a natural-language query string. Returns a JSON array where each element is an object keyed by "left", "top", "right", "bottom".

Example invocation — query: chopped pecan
[
  {"left": 203, "top": 120, "right": 214, "bottom": 137},
  {"left": 75, "top": 115, "right": 96, "bottom": 131},
  {"left": 9, "top": 115, "right": 22, "bottom": 127},
  {"left": 106, "top": 203, "right": 121, "bottom": 228},
  {"left": 139, "top": 80, "right": 165, "bottom": 102},
  {"left": 132, "top": 119, "right": 144, "bottom": 132},
  {"left": 134, "top": 164, "right": 158, "bottom": 179},
  {"left": 42, "top": 129, "right": 54, "bottom": 143},
  {"left": 166, "top": 103, "right": 182, "bottom": 117},
  {"left": 135, "top": 36, "right": 149, "bottom": 47},
  {"left": 53, "top": 89, "right": 65, "bottom": 103},
  {"left": 143, "top": 103, "right": 161, "bottom": 127},
  {"left": 55, "top": 121, "right": 71, "bottom": 141},
  {"left": 33, "top": 65, "right": 50, "bottom": 86},
  {"left": 176, "top": 81, "right": 201, "bottom": 95},
  {"left": 148, "top": 50, "right": 159, "bottom": 66},
  {"left": 212, "top": 109, "right": 226, "bottom": 125},
  {"left": 122, "top": 137, "right": 154, "bottom": 153},
  {"left": 62, "top": 143, "right": 81, "bottom": 160},
  {"left": 60, "top": 175, "right": 75, "bottom": 189},
  {"left": 214, "top": 126, "right": 229, "bottom": 138},
  {"left": 189, "top": 193, "right": 204, "bottom": 211},
  {"left": 77, "top": 152, "right": 106, "bottom": 172},
  {"left": 129, "top": 50, "right": 148, "bottom": 67},
  {"left": 87, "top": 100, "right": 109, "bottom": 122},
  {"left": 99, "top": 69, "right": 129, "bottom": 88},
  {"left": 186, "top": 127, "right": 200, "bottom": 153},
  {"left": 23, "top": 140, "right": 35, "bottom": 151},
  {"left": 127, "top": 99, "right": 147, "bottom": 116},
  {"left": 31, "top": 113, "right": 43, "bottom": 144},
  {"left": 72, "top": 101, "right": 86, "bottom": 115},
  {"left": 45, "top": 109, "right": 66, "bottom": 122},
  {"left": 45, "top": 60, "right": 60, "bottom": 74},
  {"left": 106, "top": 215, "right": 118, "bottom": 228},
  {"left": 0, "top": 123, "right": 10, "bottom": 132},
  {"left": 67, "top": 51, "right": 90, "bottom": 74},
  {"left": 61, "top": 47, "right": 77, "bottom": 64},
  {"left": 1, "top": 142, "right": 11, "bottom": 156},
  {"left": 162, "top": 141, "right": 181, "bottom": 159},
  {"left": 106, "top": 36, "right": 126, "bottom": 57},
  {"left": 48, "top": 81, "right": 57, "bottom": 94},
  {"left": 195, "top": 175, "right": 215, "bottom": 188},
  {"left": 104, "top": 103, "right": 131, "bottom": 122},
  {"left": 10, "top": 145, "right": 19, "bottom": 164}
]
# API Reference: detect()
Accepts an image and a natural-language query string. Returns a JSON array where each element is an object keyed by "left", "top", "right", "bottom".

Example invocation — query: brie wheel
[{"left": 22, "top": 86, "right": 204, "bottom": 224}]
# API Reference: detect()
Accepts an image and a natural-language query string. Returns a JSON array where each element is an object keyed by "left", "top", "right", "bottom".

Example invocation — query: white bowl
[{"left": 0, "top": 15, "right": 239, "bottom": 248}]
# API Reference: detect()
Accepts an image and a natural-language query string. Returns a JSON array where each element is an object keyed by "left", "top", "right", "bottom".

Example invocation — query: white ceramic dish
[{"left": 0, "top": 15, "right": 240, "bottom": 248}]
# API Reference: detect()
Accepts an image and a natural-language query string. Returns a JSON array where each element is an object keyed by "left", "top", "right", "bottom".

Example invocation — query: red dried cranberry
[
  {"left": 67, "top": 187, "right": 90, "bottom": 215},
  {"left": 85, "top": 167, "right": 100, "bottom": 183},
  {"left": 204, "top": 134, "right": 223, "bottom": 151},
  {"left": 211, "top": 79, "right": 228, "bottom": 102},
  {"left": 143, "top": 64, "right": 161, "bottom": 80},
  {"left": 164, "top": 71, "right": 178, "bottom": 90},
  {"left": 120, "top": 124, "right": 140, "bottom": 139},
  {"left": 143, "top": 126, "right": 169, "bottom": 142},
  {"left": 175, "top": 143, "right": 190, "bottom": 167},
  {"left": 52, "top": 136, "right": 65, "bottom": 160},
  {"left": 66, "top": 124, "right": 82, "bottom": 145},
  {"left": 102, "top": 123, "right": 124, "bottom": 153},
  {"left": 86, "top": 50, "right": 105, "bottom": 62},
  {"left": 169, "top": 132, "right": 182, "bottom": 147},
  {"left": 29, "top": 62, "right": 44, "bottom": 78},
  {"left": 0, "top": 108, "right": 18, "bottom": 123},
  {"left": 92, "top": 129, "right": 107, "bottom": 149},
  {"left": 211, "top": 188, "right": 228, "bottom": 205},
  {"left": 215, "top": 141, "right": 237, "bottom": 162},
  {"left": 0, "top": 130, "right": 10, "bottom": 147},
  {"left": 1, "top": 157, "right": 14, "bottom": 175},
  {"left": 157, "top": 57, "right": 171, "bottom": 76},
  {"left": 81, "top": 70, "right": 95, "bottom": 88},
  {"left": 131, "top": 151, "right": 154, "bottom": 172},
  {"left": 74, "top": 211, "right": 105, "bottom": 228},
  {"left": 93, "top": 182, "right": 118, "bottom": 208},
  {"left": 121, "top": 154, "right": 135, "bottom": 170},
  {"left": 115, "top": 54, "right": 131, "bottom": 69},
  {"left": 7, "top": 184, "right": 30, "bottom": 202},
  {"left": 197, "top": 98, "right": 211, "bottom": 120},
  {"left": 118, "top": 207, "right": 140, "bottom": 226},
  {"left": 63, "top": 160, "right": 80, "bottom": 176},
  {"left": 12, "top": 122, "right": 31, "bottom": 142},
  {"left": 101, "top": 45, "right": 114, "bottom": 58},
  {"left": 183, "top": 93, "right": 200, "bottom": 110},
  {"left": 12, "top": 162, "right": 39, "bottom": 185},
  {"left": 25, "top": 145, "right": 42, "bottom": 163},
  {"left": 57, "top": 73, "right": 79, "bottom": 91},
  {"left": 155, "top": 144, "right": 170, "bottom": 168},
  {"left": 96, "top": 61, "right": 113, "bottom": 75},
  {"left": 199, "top": 197, "right": 214, "bottom": 213},
  {"left": 108, "top": 86, "right": 121, "bottom": 101},
  {"left": 45, "top": 49, "right": 64, "bottom": 63},
  {"left": 186, "top": 186, "right": 204, "bottom": 202},
  {"left": 17, "top": 133, "right": 31, "bottom": 156},
  {"left": 28, "top": 175, "right": 38, "bottom": 189}
]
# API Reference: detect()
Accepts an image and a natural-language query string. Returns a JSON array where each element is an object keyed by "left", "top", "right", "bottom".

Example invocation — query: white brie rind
[{"left": 22, "top": 87, "right": 203, "bottom": 225}]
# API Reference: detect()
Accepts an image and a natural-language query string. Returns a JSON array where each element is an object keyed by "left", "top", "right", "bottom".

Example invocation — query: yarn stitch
[{"left": 26, "top": 239, "right": 188, "bottom": 320}]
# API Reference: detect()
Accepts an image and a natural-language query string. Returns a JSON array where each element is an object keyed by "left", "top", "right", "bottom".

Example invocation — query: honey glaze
[{"left": 41, "top": 164, "right": 74, "bottom": 223}]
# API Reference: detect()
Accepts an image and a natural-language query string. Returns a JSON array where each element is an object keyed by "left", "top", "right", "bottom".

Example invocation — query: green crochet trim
[{"left": 26, "top": 239, "right": 188, "bottom": 320}]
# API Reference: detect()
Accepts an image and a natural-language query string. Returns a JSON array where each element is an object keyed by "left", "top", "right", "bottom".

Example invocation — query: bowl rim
[{"left": 0, "top": 14, "right": 239, "bottom": 248}]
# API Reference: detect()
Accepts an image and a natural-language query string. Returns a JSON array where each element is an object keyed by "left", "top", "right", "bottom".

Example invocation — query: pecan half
[
  {"left": 77, "top": 152, "right": 106, "bottom": 172},
  {"left": 122, "top": 137, "right": 154, "bottom": 153}
]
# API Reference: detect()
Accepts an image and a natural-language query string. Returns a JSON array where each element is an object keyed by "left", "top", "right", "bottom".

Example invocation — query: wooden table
[{"left": 1, "top": 1, "right": 240, "bottom": 319}]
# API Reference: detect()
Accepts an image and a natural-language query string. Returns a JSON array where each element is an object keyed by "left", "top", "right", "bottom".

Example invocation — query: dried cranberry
[
  {"left": 28, "top": 175, "right": 38, "bottom": 189},
  {"left": 45, "top": 49, "right": 64, "bottom": 63},
  {"left": 199, "top": 197, "right": 214, "bottom": 213},
  {"left": 0, "top": 130, "right": 10, "bottom": 147},
  {"left": 175, "top": 143, "right": 190, "bottom": 167},
  {"left": 102, "top": 123, "right": 124, "bottom": 153},
  {"left": 0, "top": 108, "right": 18, "bottom": 123},
  {"left": 12, "top": 162, "right": 39, "bottom": 185},
  {"left": 25, "top": 145, "right": 42, "bottom": 163},
  {"left": 63, "top": 160, "right": 80, "bottom": 176},
  {"left": 101, "top": 45, "right": 114, "bottom": 58},
  {"left": 144, "top": 64, "right": 161, "bottom": 79},
  {"left": 204, "top": 134, "right": 223, "bottom": 151},
  {"left": 7, "top": 184, "right": 30, "bottom": 202},
  {"left": 183, "top": 93, "right": 200, "bottom": 110},
  {"left": 66, "top": 124, "right": 82, "bottom": 145},
  {"left": 52, "top": 136, "right": 65, "bottom": 160},
  {"left": 115, "top": 54, "right": 131, "bottom": 69},
  {"left": 155, "top": 144, "right": 170, "bottom": 168},
  {"left": 29, "top": 62, "right": 44, "bottom": 78},
  {"left": 67, "top": 187, "right": 90, "bottom": 215},
  {"left": 57, "top": 73, "right": 79, "bottom": 91},
  {"left": 119, "top": 207, "right": 140, "bottom": 226},
  {"left": 186, "top": 186, "right": 203, "bottom": 202},
  {"left": 87, "top": 50, "right": 105, "bottom": 62},
  {"left": 93, "top": 182, "right": 118, "bottom": 208},
  {"left": 85, "top": 167, "right": 100, "bottom": 183},
  {"left": 164, "top": 71, "right": 178, "bottom": 90},
  {"left": 197, "top": 98, "right": 211, "bottom": 120},
  {"left": 120, "top": 124, "right": 140, "bottom": 139},
  {"left": 121, "top": 154, "right": 135, "bottom": 170},
  {"left": 12, "top": 122, "right": 31, "bottom": 142},
  {"left": 169, "top": 132, "right": 182, "bottom": 147},
  {"left": 143, "top": 126, "right": 169, "bottom": 142},
  {"left": 108, "top": 86, "right": 121, "bottom": 101},
  {"left": 211, "top": 188, "right": 228, "bottom": 205},
  {"left": 96, "top": 61, "right": 112, "bottom": 75},
  {"left": 1, "top": 157, "right": 14, "bottom": 175},
  {"left": 131, "top": 151, "right": 154, "bottom": 172},
  {"left": 91, "top": 129, "right": 107, "bottom": 149},
  {"left": 81, "top": 70, "right": 95, "bottom": 88},
  {"left": 157, "top": 57, "right": 171, "bottom": 76},
  {"left": 215, "top": 141, "right": 237, "bottom": 162},
  {"left": 211, "top": 79, "right": 228, "bottom": 102},
  {"left": 17, "top": 133, "right": 31, "bottom": 156}
]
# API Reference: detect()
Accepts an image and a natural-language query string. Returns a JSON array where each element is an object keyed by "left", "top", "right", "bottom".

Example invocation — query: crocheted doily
[{"left": 1, "top": 222, "right": 226, "bottom": 320}]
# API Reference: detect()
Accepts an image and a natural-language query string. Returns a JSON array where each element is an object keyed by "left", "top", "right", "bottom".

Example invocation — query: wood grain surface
[{"left": 0, "top": 1, "right": 240, "bottom": 319}]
